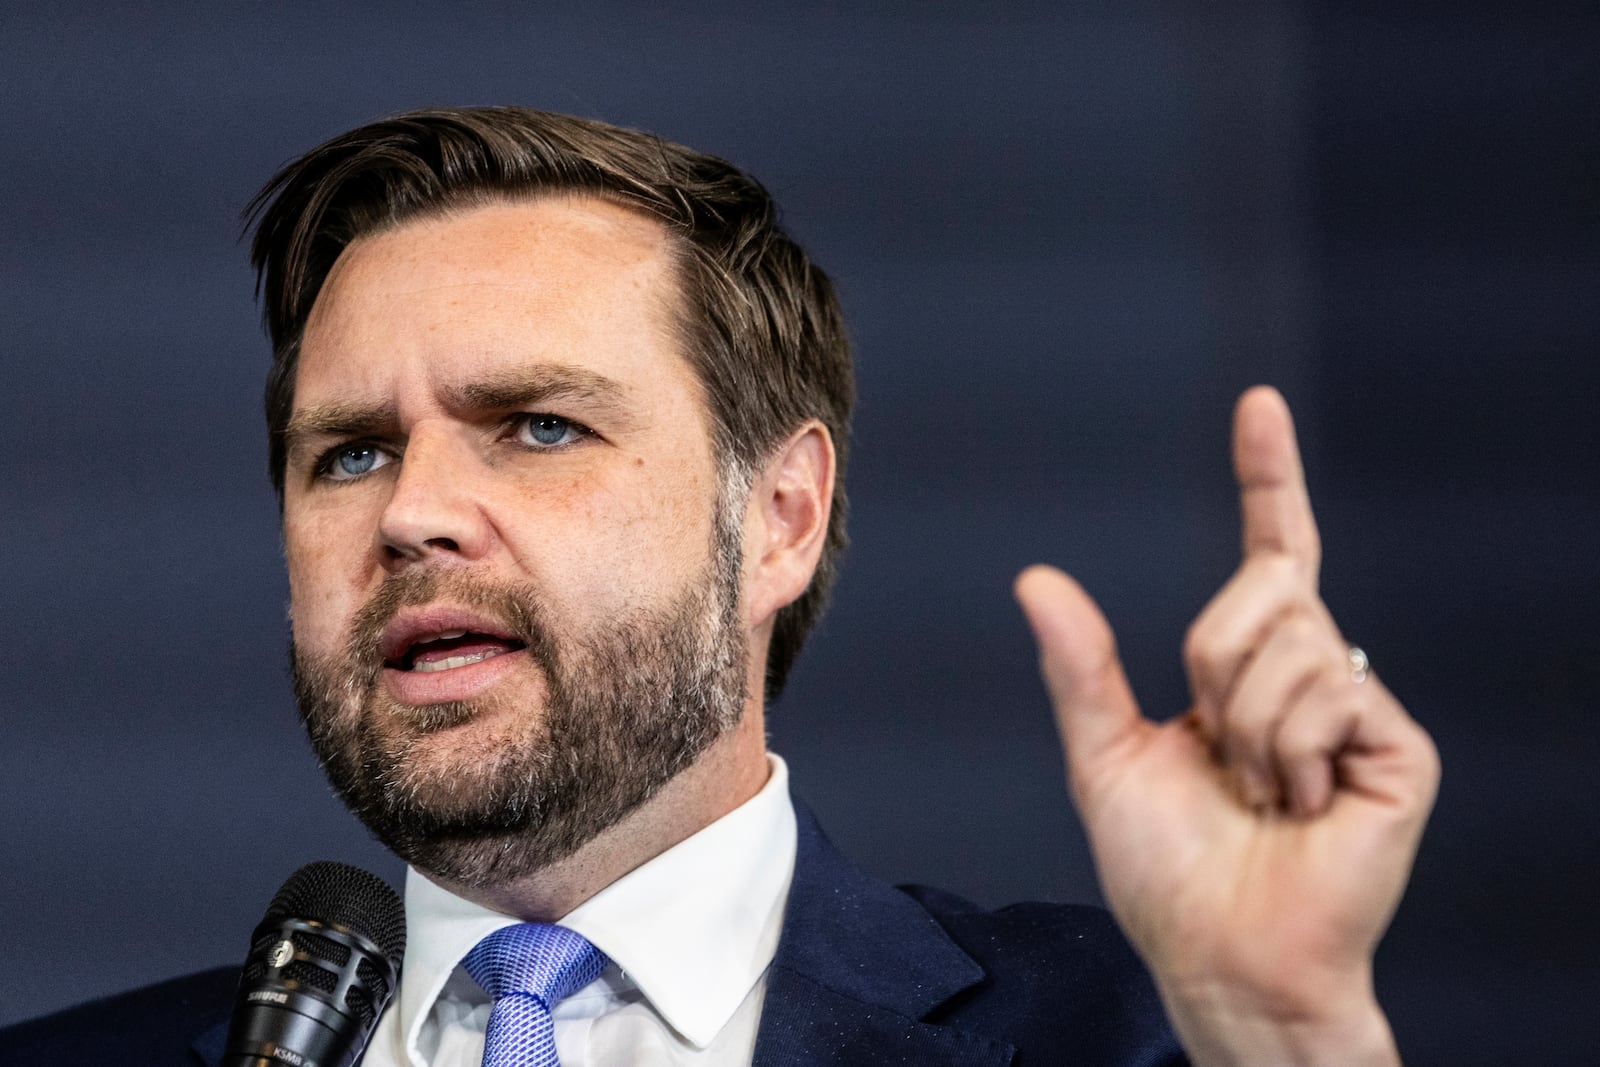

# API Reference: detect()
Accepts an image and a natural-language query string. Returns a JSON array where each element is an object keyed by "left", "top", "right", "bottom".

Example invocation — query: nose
[{"left": 376, "top": 427, "right": 493, "bottom": 568}]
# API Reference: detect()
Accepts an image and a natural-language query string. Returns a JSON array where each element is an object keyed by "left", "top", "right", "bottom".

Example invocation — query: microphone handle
[{"left": 222, "top": 989, "right": 365, "bottom": 1067}]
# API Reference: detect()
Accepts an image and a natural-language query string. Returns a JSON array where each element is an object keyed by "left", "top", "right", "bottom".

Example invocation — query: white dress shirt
[{"left": 360, "top": 755, "right": 797, "bottom": 1067}]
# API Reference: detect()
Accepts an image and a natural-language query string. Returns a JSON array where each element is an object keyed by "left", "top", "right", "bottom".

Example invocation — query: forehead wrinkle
[{"left": 292, "top": 199, "right": 702, "bottom": 453}]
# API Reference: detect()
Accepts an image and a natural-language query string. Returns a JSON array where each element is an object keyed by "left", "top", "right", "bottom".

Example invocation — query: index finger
[{"left": 1233, "top": 385, "right": 1321, "bottom": 581}]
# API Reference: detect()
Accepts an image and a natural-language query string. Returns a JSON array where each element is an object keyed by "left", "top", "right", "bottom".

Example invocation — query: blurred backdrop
[{"left": 3, "top": 3, "right": 1596, "bottom": 1062}]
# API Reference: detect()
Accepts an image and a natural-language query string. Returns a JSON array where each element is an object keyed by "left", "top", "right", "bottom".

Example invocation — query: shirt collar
[{"left": 393, "top": 753, "right": 796, "bottom": 1055}]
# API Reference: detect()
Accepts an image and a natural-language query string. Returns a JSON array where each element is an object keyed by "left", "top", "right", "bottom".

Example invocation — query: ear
[{"left": 741, "top": 421, "right": 835, "bottom": 629}]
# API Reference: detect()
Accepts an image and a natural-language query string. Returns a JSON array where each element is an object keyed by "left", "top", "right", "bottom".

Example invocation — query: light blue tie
[{"left": 463, "top": 923, "right": 609, "bottom": 1067}]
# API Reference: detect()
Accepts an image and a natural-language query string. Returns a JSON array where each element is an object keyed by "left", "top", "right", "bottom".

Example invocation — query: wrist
[{"left": 1154, "top": 973, "right": 1400, "bottom": 1067}]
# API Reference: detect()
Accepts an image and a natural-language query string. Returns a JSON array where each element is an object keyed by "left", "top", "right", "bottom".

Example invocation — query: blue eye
[
  {"left": 518, "top": 414, "right": 582, "bottom": 447},
  {"left": 339, "top": 446, "right": 379, "bottom": 475},
  {"left": 320, "top": 443, "right": 388, "bottom": 481}
]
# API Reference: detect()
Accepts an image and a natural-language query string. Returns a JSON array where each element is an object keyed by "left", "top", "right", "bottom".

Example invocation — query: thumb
[{"left": 1014, "top": 565, "right": 1146, "bottom": 780}]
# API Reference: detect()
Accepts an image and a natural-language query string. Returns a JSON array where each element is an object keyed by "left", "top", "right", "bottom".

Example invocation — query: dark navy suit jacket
[{"left": 0, "top": 804, "right": 1186, "bottom": 1066}]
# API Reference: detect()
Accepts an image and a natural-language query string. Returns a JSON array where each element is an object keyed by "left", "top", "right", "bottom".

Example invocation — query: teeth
[
  {"left": 412, "top": 648, "right": 504, "bottom": 673},
  {"left": 433, "top": 629, "right": 468, "bottom": 640}
]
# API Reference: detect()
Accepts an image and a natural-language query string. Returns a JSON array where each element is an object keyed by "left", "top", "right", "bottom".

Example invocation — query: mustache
[{"left": 343, "top": 569, "right": 552, "bottom": 681}]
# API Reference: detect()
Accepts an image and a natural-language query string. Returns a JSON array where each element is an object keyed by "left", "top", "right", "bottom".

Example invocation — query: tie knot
[{"left": 464, "top": 923, "right": 608, "bottom": 1006}]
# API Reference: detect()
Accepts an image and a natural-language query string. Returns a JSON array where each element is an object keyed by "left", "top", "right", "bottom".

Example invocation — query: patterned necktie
[{"left": 463, "top": 923, "right": 609, "bottom": 1067}]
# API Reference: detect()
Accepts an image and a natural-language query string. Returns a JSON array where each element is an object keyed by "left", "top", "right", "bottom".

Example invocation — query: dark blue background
[{"left": 3, "top": 4, "right": 1596, "bottom": 1063}]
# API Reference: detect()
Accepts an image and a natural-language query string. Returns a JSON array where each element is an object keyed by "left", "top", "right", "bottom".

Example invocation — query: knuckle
[
  {"left": 1410, "top": 721, "right": 1443, "bottom": 782},
  {"left": 1278, "top": 611, "right": 1325, "bottom": 650},
  {"left": 1252, "top": 552, "right": 1302, "bottom": 587},
  {"left": 1182, "top": 620, "right": 1210, "bottom": 668},
  {"left": 1183, "top": 626, "right": 1229, "bottom": 685}
]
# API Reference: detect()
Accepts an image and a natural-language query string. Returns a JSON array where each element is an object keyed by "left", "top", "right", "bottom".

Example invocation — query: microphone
[{"left": 223, "top": 861, "right": 406, "bottom": 1067}]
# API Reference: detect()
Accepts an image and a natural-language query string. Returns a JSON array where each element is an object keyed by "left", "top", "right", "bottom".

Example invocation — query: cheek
[
  {"left": 495, "top": 463, "right": 716, "bottom": 606},
  {"left": 284, "top": 515, "right": 366, "bottom": 651}
]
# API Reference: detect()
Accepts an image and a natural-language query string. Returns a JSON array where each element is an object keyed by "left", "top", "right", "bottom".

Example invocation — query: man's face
[{"left": 282, "top": 197, "right": 749, "bottom": 888}]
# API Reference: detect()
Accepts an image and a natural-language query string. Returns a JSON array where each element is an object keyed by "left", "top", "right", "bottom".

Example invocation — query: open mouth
[{"left": 387, "top": 629, "right": 528, "bottom": 673}]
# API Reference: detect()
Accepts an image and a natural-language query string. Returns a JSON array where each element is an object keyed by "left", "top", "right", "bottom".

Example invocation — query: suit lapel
[{"left": 752, "top": 801, "right": 1013, "bottom": 1067}]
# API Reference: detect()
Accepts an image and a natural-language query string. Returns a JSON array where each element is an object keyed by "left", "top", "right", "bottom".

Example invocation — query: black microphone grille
[{"left": 263, "top": 861, "right": 406, "bottom": 966}]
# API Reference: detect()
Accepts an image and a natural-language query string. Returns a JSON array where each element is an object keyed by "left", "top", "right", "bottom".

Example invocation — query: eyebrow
[
  {"left": 447, "top": 364, "right": 632, "bottom": 415},
  {"left": 282, "top": 364, "right": 637, "bottom": 464},
  {"left": 282, "top": 403, "right": 397, "bottom": 465}
]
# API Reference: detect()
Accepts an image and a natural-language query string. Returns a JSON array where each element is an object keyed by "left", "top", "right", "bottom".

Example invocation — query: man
[{"left": 1, "top": 106, "right": 1437, "bottom": 1065}]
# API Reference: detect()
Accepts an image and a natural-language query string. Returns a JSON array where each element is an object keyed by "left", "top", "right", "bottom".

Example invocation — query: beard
[{"left": 289, "top": 492, "right": 749, "bottom": 891}]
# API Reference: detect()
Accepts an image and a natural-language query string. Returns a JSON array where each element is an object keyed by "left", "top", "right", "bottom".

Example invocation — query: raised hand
[{"left": 1015, "top": 387, "right": 1439, "bottom": 1066}]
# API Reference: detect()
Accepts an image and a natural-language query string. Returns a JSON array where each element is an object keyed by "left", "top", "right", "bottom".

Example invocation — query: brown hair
[{"left": 245, "top": 106, "right": 853, "bottom": 700}]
